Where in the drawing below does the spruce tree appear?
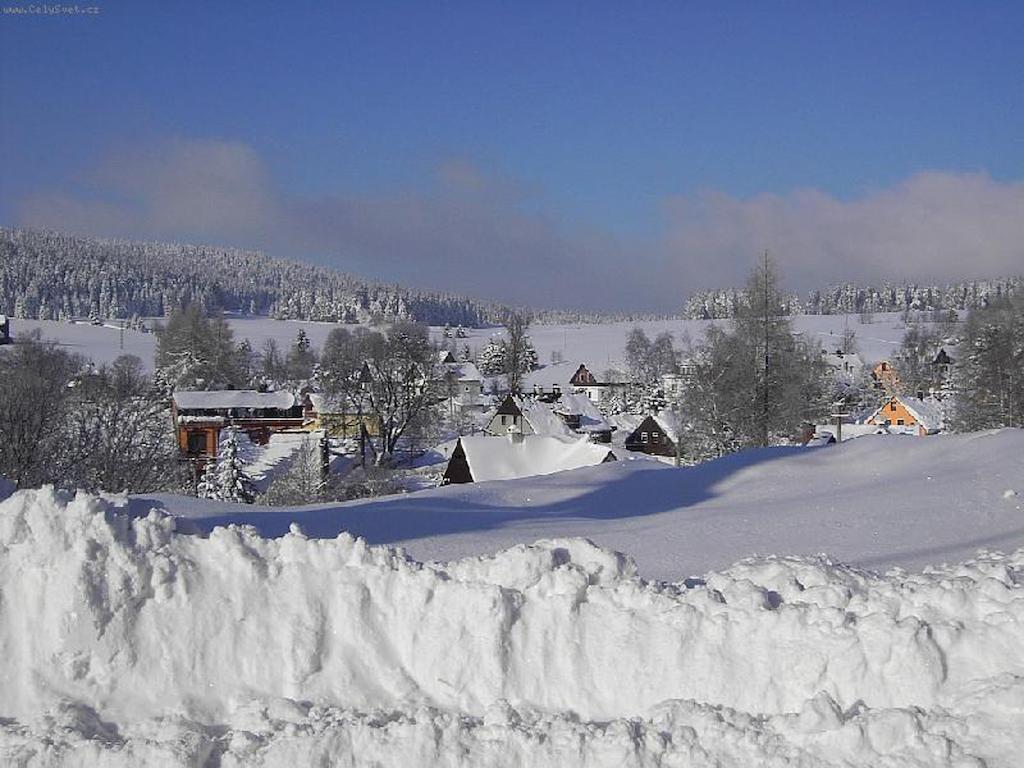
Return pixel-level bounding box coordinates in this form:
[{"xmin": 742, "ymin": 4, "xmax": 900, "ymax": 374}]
[{"xmin": 198, "ymin": 427, "xmax": 256, "ymax": 503}]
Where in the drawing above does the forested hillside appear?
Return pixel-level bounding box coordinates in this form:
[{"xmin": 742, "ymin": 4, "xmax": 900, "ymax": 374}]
[
  {"xmin": 684, "ymin": 277, "xmax": 1023, "ymax": 319},
  {"xmin": 0, "ymin": 228, "xmax": 502, "ymax": 326}
]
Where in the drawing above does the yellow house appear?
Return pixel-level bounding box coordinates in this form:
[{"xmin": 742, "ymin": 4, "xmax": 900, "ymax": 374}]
[{"xmin": 303, "ymin": 393, "xmax": 380, "ymax": 438}]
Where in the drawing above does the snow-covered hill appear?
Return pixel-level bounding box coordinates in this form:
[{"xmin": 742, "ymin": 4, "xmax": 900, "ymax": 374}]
[
  {"xmin": 147, "ymin": 429, "xmax": 1024, "ymax": 581},
  {"xmin": 2, "ymin": 430, "xmax": 1023, "ymax": 765}
]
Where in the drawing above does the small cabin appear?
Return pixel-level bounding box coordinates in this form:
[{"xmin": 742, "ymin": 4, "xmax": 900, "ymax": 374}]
[{"xmin": 624, "ymin": 414, "xmax": 678, "ymax": 457}]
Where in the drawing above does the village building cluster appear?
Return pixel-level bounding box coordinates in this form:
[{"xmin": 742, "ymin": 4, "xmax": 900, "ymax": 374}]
[{"xmin": 168, "ymin": 332, "xmax": 960, "ymax": 492}]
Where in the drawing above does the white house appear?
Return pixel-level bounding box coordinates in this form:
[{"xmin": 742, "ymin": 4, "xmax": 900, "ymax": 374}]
[{"xmin": 483, "ymin": 395, "xmax": 576, "ymax": 439}]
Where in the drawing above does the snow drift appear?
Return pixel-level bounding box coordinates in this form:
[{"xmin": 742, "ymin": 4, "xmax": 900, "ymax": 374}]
[{"xmin": 2, "ymin": 487, "xmax": 1023, "ymax": 766}]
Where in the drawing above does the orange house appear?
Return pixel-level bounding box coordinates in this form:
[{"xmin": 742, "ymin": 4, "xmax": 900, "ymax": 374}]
[
  {"xmin": 866, "ymin": 395, "xmax": 942, "ymax": 436},
  {"xmin": 871, "ymin": 361, "xmax": 900, "ymax": 392}
]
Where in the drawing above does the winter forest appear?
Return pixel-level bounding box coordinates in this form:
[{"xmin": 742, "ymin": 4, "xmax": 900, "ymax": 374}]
[{"xmin": 4, "ymin": 226, "xmax": 1020, "ymax": 329}]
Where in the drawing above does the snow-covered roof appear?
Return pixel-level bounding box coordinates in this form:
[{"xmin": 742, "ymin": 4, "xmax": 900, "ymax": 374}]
[
  {"xmin": 307, "ymin": 392, "xmax": 356, "ymax": 414},
  {"xmin": 173, "ymin": 390, "xmax": 296, "ymax": 411},
  {"xmin": 521, "ymin": 362, "xmax": 583, "ymax": 392},
  {"xmin": 822, "ymin": 351, "xmax": 865, "ymax": 371},
  {"xmin": 899, "ymin": 396, "xmax": 944, "ymax": 431},
  {"xmin": 456, "ymin": 435, "xmax": 615, "ymax": 482},
  {"xmin": 520, "ymin": 398, "xmax": 576, "ymax": 438},
  {"xmin": 553, "ymin": 393, "xmax": 612, "ymax": 433},
  {"xmin": 448, "ymin": 361, "xmax": 482, "ymax": 382}
]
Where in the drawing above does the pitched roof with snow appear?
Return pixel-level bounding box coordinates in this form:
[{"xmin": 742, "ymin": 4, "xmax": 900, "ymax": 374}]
[
  {"xmin": 520, "ymin": 398, "xmax": 577, "ymax": 437},
  {"xmin": 449, "ymin": 361, "xmax": 482, "ymax": 382},
  {"xmin": 521, "ymin": 361, "xmax": 581, "ymax": 392},
  {"xmin": 553, "ymin": 393, "xmax": 612, "ymax": 434},
  {"xmin": 455, "ymin": 435, "xmax": 615, "ymax": 482},
  {"xmin": 173, "ymin": 390, "xmax": 296, "ymax": 411}
]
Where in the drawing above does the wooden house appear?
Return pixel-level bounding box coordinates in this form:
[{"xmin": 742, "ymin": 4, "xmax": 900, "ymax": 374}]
[
  {"xmin": 442, "ymin": 434, "xmax": 616, "ymax": 484},
  {"xmin": 0, "ymin": 314, "xmax": 10, "ymax": 345},
  {"xmin": 172, "ymin": 390, "xmax": 305, "ymax": 470},
  {"xmin": 865, "ymin": 395, "xmax": 943, "ymax": 436},
  {"xmin": 624, "ymin": 414, "xmax": 679, "ymax": 457}
]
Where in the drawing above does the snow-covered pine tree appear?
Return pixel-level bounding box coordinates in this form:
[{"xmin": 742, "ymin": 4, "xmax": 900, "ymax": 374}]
[
  {"xmin": 198, "ymin": 427, "xmax": 256, "ymax": 503},
  {"xmin": 477, "ymin": 338, "xmax": 506, "ymax": 375}
]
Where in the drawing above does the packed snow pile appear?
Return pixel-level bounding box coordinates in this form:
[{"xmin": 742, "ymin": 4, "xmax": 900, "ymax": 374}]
[{"xmin": 2, "ymin": 487, "xmax": 1024, "ymax": 766}]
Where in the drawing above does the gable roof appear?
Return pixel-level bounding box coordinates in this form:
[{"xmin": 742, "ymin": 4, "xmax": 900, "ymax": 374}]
[
  {"xmin": 453, "ymin": 435, "xmax": 616, "ymax": 483},
  {"xmin": 495, "ymin": 394, "xmax": 523, "ymax": 417},
  {"xmin": 627, "ymin": 413, "xmax": 680, "ymax": 445},
  {"xmin": 173, "ymin": 390, "xmax": 296, "ymax": 411}
]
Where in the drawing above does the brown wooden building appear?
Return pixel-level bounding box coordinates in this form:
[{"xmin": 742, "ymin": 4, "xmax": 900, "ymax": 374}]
[
  {"xmin": 172, "ymin": 390, "xmax": 306, "ymax": 471},
  {"xmin": 624, "ymin": 414, "xmax": 678, "ymax": 457}
]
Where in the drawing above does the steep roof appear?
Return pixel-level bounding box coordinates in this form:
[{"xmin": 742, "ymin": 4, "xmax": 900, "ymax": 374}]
[
  {"xmin": 173, "ymin": 390, "xmax": 296, "ymax": 411},
  {"xmin": 627, "ymin": 413, "xmax": 681, "ymax": 445},
  {"xmin": 455, "ymin": 435, "xmax": 615, "ymax": 483}
]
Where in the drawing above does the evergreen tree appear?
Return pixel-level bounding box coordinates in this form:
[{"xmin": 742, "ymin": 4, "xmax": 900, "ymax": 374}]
[
  {"xmin": 951, "ymin": 296, "xmax": 1024, "ymax": 430},
  {"xmin": 198, "ymin": 427, "xmax": 256, "ymax": 503},
  {"xmin": 477, "ymin": 338, "xmax": 506, "ymax": 375}
]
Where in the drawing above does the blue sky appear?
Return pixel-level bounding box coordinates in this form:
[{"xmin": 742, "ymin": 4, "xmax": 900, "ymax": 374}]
[{"xmin": 1, "ymin": 1, "xmax": 1022, "ymax": 310}]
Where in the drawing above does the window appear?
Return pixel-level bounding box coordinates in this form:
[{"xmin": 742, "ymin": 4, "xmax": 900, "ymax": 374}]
[
  {"xmin": 641, "ymin": 432, "xmax": 649, "ymax": 443},
  {"xmin": 652, "ymin": 432, "xmax": 660, "ymax": 441},
  {"xmin": 186, "ymin": 431, "xmax": 207, "ymax": 455},
  {"xmin": 890, "ymin": 403, "xmax": 898, "ymax": 412},
  {"xmin": 896, "ymin": 419, "xmax": 905, "ymax": 426},
  {"xmin": 501, "ymin": 415, "xmax": 508, "ymax": 425}
]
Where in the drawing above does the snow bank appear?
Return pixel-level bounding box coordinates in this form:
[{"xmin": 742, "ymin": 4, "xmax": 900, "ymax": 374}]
[{"xmin": 2, "ymin": 487, "xmax": 1023, "ymax": 766}]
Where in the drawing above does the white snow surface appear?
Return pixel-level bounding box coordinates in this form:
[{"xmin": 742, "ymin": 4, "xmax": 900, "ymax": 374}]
[
  {"xmin": 154, "ymin": 429, "xmax": 1024, "ymax": 582},
  {"xmin": 2, "ymin": 480, "xmax": 1024, "ymax": 766},
  {"xmin": 14, "ymin": 312, "xmax": 918, "ymax": 371}
]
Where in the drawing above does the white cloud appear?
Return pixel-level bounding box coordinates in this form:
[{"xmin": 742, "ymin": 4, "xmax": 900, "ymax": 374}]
[{"xmin": 15, "ymin": 138, "xmax": 1024, "ymax": 311}]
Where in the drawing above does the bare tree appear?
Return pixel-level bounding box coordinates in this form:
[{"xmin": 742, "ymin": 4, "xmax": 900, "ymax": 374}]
[{"xmin": 503, "ymin": 312, "xmax": 537, "ymax": 393}]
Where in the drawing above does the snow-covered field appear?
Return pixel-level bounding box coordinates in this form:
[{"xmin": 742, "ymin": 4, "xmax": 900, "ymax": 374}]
[
  {"xmin": 2, "ymin": 430, "xmax": 1023, "ymax": 766},
  {"xmin": 10, "ymin": 312, "xmax": 916, "ymax": 370},
  {"xmin": 148, "ymin": 429, "xmax": 1024, "ymax": 580}
]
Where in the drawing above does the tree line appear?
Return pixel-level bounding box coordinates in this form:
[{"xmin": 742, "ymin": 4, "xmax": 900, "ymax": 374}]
[{"xmin": 0, "ymin": 227, "xmax": 500, "ymax": 327}]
